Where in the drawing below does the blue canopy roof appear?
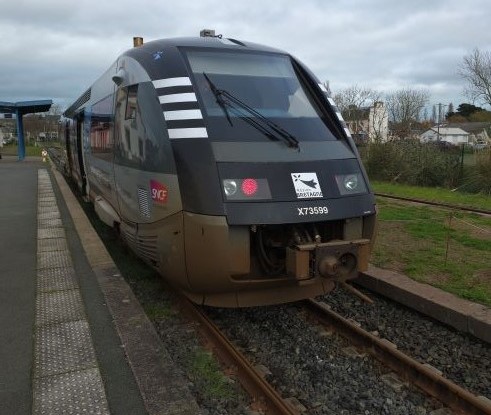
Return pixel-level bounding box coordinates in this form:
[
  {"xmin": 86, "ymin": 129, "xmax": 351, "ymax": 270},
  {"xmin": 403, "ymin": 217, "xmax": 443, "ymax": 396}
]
[{"xmin": 0, "ymin": 100, "xmax": 52, "ymax": 115}]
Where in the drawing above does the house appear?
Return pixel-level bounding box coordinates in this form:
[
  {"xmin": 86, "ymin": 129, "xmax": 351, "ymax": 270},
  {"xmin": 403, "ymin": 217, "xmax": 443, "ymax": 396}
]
[
  {"xmin": 344, "ymin": 101, "xmax": 389, "ymax": 142},
  {"xmin": 420, "ymin": 126, "xmax": 469, "ymax": 145},
  {"xmin": 445, "ymin": 122, "xmax": 491, "ymax": 146}
]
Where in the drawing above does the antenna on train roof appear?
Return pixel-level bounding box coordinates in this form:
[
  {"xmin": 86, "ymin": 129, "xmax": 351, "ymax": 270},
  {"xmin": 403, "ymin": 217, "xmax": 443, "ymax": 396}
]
[
  {"xmin": 200, "ymin": 29, "xmax": 222, "ymax": 38},
  {"xmin": 133, "ymin": 37, "xmax": 144, "ymax": 47}
]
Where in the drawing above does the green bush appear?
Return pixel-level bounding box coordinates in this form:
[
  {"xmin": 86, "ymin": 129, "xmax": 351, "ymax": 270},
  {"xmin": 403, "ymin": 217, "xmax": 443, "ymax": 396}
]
[
  {"xmin": 364, "ymin": 141, "xmax": 461, "ymax": 188},
  {"xmin": 462, "ymin": 148, "xmax": 491, "ymax": 195}
]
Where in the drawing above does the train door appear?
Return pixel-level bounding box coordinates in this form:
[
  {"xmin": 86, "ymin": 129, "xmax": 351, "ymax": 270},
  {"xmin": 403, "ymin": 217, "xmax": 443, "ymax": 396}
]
[
  {"xmin": 113, "ymin": 84, "xmax": 140, "ymax": 222},
  {"xmin": 75, "ymin": 113, "xmax": 88, "ymax": 196},
  {"xmin": 64, "ymin": 121, "xmax": 73, "ymax": 175}
]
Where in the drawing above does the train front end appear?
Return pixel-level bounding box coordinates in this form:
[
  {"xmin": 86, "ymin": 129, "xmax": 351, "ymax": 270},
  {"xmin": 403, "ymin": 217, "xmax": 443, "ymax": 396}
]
[{"xmin": 155, "ymin": 38, "xmax": 376, "ymax": 306}]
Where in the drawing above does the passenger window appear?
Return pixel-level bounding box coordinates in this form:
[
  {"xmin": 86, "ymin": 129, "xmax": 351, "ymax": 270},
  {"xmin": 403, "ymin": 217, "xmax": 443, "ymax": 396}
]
[{"xmin": 90, "ymin": 94, "xmax": 114, "ymax": 158}]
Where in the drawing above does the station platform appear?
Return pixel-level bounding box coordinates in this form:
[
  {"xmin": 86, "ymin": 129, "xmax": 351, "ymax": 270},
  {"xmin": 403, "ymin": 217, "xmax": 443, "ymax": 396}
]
[{"xmin": 0, "ymin": 156, "xmax": 201, "ymax": 415}]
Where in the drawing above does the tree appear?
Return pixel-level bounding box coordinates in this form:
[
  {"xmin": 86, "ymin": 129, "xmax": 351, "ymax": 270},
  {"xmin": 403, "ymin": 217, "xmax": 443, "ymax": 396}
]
[
  {"xmin": 456, "ymin": 102, "xmax": 484, "ymax": 117},
  {"xmin": 332, "ymin": 85, "xmax": 387, "ymax": 141},
  {"xmin": 332, "ymin": 85, "xmax": 381, "ymax": 113},
  {"xmin": 431, "ymin": 105, "xmax": 437, "ymax": 123},
  {"xmin": 446, "ymin": 102, "xmax": 454, "ymax": 119},
  {"xmin": 386, "ymin": 88, "xmax": 430, "ymax": 137},
  {"xmin": 469, "ymin": 111, "xmax": 491, "ymax": 122},
  {"xmin": 459, "ymin": 48, "xmax": 491, "ymax": 107}
]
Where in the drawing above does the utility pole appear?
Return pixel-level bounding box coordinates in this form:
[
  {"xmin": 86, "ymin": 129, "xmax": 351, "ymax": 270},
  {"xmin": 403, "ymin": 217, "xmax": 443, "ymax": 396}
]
[{"xmin": 436, "ymin": 103, "xmax": 446, "ymax": 142}]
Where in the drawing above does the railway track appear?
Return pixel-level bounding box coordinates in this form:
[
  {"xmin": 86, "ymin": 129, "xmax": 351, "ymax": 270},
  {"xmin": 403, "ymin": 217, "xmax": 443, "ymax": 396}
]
[
  {"xmin": 181, "ymin": 292, "xmax": 491, "ymax": 414},
  {"xmin": 375, "ymin": 192, "xmax": 491, "ymax": 215},
  {"xmin": 302, "ymin": 298, "xmax": 491, "ymax": 415},
  {"xmin": 177, "ymin": 294, "xmax": 300, "ymax": 415}
]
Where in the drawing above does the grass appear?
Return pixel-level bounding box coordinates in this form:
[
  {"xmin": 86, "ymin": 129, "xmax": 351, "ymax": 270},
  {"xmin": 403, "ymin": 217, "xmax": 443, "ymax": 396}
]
[
  {"xmin": 371, "ymin": 180, "xmax": 491, "ymax": 211},
  {"xmin": 189, "ymin": 350, "xmax": 235, "ymax": 400},
  {"xmin": 1, "ymin": 144, "xmax": 44, "ymax": 156},
  {"xmin": 373, "ymin": 198, "xmax": 491, "ymax": 306}
]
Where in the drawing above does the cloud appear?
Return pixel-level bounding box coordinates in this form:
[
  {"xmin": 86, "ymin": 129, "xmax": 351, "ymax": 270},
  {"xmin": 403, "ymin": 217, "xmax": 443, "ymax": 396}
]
[{"xmin": 1, "ymin": 0, "xmax": 490, "ymax": 109}]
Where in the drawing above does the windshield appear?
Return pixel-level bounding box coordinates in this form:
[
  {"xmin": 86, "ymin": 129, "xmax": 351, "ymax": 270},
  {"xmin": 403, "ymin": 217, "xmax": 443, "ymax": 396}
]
[{"xmin": 185, "ymin": 50, "xmax": 337, "ymax": 142}]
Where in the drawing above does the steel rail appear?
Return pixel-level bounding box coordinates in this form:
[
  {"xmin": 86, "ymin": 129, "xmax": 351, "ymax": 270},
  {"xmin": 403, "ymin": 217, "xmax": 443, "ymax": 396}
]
[
  {"xmin": 375, "ymin": 192, "xmax": 491, "ymax": 215},
  {"xmin": 303, "ymin": 298, "xmax": 491, "ymax": 415},
  {"xmin": 178, "ymin": 296, "xmax": 299, "ymax": 415}
]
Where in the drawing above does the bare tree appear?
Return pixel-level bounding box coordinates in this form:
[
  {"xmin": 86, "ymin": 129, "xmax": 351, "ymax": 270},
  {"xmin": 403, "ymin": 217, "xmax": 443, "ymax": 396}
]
[
  {"xmin": 47, "ymin": 104, "xmax": 63, "ymax": 116},
  {"xmin": 332, "ymin": 85, "xmax": 386, "ymax": 141},
  {"xmin": 386, "ymin": 88, "xmax": 429, "ymax": 123},
  {"xmin": 459, "ymin": 48, "xmax": 491, "ymax": 107},
  {"xmin": 332, "ymin": 85, "xmax": 381, "ymax": 113},
  {"xmin": 386, "ymin": 88, "xmax": 430, "ymax": 137}
]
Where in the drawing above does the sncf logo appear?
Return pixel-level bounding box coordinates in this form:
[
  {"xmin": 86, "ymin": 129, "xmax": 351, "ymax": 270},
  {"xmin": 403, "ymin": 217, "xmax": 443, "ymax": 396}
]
[{"xmin": 150, "ymin": 180, "xmax": 168, "ymax": 204}]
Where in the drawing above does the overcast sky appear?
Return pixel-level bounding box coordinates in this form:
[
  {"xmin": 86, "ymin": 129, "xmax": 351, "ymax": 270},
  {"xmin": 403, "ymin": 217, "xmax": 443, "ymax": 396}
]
[{"xmin": 1, "ymin": 0, "xmax": 490, "ymax": 112}]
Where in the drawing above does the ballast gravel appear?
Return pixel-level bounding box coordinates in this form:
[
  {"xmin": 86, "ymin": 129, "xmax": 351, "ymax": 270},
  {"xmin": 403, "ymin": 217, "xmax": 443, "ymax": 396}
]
[
  {"xmin": 324, "ymin": 284, "xmax": 491, "ymax": 399},
  {"xmin": 208, "ymin": 303, "xmax": 441, "ymax": 414}
]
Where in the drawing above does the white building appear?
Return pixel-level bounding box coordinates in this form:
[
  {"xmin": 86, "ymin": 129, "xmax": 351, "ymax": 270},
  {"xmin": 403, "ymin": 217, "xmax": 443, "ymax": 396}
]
[
  {"xmin": 420, "ymin": 127, "xmax": 469, "ymax": 145},
  {"xmin": 345, "ymin": 101, "xmax": 389, "ymax": 142}
]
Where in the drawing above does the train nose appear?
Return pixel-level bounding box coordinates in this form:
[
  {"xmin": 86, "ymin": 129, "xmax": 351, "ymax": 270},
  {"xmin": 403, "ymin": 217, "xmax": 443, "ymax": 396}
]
[{"xmin": 318, "ymin": 252, "xmax": 357, "ymax": 279}]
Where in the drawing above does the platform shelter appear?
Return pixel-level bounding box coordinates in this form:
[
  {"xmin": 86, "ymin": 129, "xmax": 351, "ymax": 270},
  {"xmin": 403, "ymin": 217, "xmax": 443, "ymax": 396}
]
[{"xmin": 0, "ymin": 100, "xmax": 52, "ymax": 160}]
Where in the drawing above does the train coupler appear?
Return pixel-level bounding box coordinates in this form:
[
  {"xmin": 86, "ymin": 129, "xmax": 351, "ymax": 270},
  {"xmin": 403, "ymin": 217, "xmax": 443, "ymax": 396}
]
[{"xmin": 286, "ymin": 239, "xmax": 370, "ymax": 281}]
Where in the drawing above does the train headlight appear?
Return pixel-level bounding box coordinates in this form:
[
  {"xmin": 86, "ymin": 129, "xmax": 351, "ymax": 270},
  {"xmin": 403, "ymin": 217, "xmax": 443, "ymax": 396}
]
[
  {"xmin": 223, "ymin": 179, "xmax": 238, "ymax": 196},
  {"xmin": 343, "ymin": 174, "xmax": 358, "ymax": 191},
  {"xmin": 335, "ymin": 173, "xmax": 367, "ymax": 195},
  {"xmin": 222, "ymin": 178, "xmax": 272, "ymax": 200}
]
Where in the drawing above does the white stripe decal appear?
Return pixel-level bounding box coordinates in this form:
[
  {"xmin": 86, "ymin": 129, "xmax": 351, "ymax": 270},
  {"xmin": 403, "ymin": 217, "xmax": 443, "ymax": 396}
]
[
  {"xmin": 152, "ymin": 77, "xmax": 192, "ymax": 89},
  {"xmin": 164, "ymin": 109, "xmax": 203, "ymax": 120},
  {"xmin": 328, "ymin": 97, "xmax": 336, "ymax": 106},
  {"xmin": 318, "ymin": 83, "xmax": 328, "ymax": 92},
  {"xmin": 168, "ymin": 128, "xmax": 208, "ymax": 139},
  {"xmin": 336, "ymin": 112, "xmax": 344, "ymax": 121},
  {"xmin": 159, "ymin": 93, "xmax": 197, "ymax": 104},
  {"xmin": 344, "ymin": 127, "xmax": 352, "ymax": 137}
]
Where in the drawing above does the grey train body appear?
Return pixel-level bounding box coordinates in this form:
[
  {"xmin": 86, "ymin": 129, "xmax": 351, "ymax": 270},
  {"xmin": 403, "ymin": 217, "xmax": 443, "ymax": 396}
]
[{"xmin": 62, "ymin": 35, "xmax": 377, "ymax": 307}]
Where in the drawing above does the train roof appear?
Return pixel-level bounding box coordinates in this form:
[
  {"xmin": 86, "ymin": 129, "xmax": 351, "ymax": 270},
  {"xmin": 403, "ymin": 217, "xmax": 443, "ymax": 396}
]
[
  {"xmin": 123, "ymin": 36, "xmax": 288, "ymax": 58},
  {"xmin": 64, "ymin": 35, "xmax": 291, "ymax": 117}
]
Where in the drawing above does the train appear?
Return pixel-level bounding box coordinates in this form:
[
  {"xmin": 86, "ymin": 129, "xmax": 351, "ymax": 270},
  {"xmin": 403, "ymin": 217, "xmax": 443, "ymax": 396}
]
[{"xmin": 61, "ymin": 31, "xmax": 377, "ymax": 307}]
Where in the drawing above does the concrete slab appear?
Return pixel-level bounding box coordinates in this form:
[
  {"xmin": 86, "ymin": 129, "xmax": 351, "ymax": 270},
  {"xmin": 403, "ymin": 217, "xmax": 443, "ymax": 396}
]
[{"xmin": 357, "ymin": 265, "xmax": 491, "ymax": 344}]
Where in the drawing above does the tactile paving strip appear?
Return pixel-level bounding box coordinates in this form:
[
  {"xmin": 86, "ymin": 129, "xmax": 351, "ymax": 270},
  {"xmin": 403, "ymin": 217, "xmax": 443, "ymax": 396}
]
[
  {"xmin": 38, "ymin": 196, "xmax": 57, "ymax": 202},
  {"xmin": 37, "ymin": 251, "xmax": 73, "ymax": 270},
  {"xmin": 38, "ymin": 228, "xmax": 66, "ymax": 240},
  {"xmin": 34, "ymin": 320, "xmax": 97, "ymax": 378},
  {"xmin": 38, "ymin": 189, "xmax": 54, "ymax": 195},
  {"xmin": 38, "ymin": 211, "xmax": 61, "ymax": 220},
  {"xmin": 37, "ymin": 238, "xmax": 68, "ymax": 253},
  {"xmin": 37, "ymin": 267, "xmax": 78, "ymax": 292},
  {"xmin": 34, "ymin": 169, "xmax": 110, "ymax": 415},
  {"xmin": 38, "ymin": 201, "xmax": 58, "ymax": 209},
  {"xmin": 33, "ymin": 368, "xmax": 110, "ymax": 415},
  {"xmin": 36, "ymin": 290, "xmax": 85, "ymax": 326},
  {"xmin": 38, "ymin": 218, "xmax": 63, "ymax": 229}
]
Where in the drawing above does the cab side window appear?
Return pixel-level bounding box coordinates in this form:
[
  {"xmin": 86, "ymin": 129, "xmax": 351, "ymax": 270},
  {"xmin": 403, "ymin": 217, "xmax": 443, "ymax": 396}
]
[{"xmin": 114, "ymin": 85, "xmax": 141, "ymax": 166}]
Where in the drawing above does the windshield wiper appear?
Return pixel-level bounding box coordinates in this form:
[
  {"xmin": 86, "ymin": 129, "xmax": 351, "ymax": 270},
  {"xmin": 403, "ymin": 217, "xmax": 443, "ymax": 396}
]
[
  {"xmin": 203, "ymin": 73, "xmax": 233, "ymax": 127},
  {"xmin": 202, "ymin": 72, "xmax": 300, "ymax": 149}
]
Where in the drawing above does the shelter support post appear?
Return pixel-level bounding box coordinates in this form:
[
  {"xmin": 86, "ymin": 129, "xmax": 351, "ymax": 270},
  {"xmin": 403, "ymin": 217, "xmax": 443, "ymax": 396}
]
[{"xmin": 15, "ymin": 110, "xmax": 25, "ymax": 160}]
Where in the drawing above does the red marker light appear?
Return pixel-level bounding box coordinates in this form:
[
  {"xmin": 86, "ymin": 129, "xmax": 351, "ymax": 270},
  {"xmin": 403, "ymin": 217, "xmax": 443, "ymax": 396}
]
[{"xmin": 241, "ymin": 178, "xmax": 258, "ymax": 196}]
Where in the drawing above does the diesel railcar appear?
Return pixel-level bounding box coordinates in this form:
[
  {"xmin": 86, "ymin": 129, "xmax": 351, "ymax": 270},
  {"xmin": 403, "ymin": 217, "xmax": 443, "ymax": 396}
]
[{"xmin": 62, "ymin": 31, "xmax": 377, "ymax": 307}]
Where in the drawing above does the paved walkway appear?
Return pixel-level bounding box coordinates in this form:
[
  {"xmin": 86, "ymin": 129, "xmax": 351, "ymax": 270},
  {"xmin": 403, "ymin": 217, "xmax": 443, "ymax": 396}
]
[{"xmin": 0, "ymin": 158, "xmax": 201, "ymax": 415}]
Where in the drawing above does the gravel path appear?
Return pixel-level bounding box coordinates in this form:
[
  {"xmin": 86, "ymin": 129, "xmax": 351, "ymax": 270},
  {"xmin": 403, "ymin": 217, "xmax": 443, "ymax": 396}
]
[{"xmin": 323, "ymin": 284, "xmax": 491, "ymax": 399}]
